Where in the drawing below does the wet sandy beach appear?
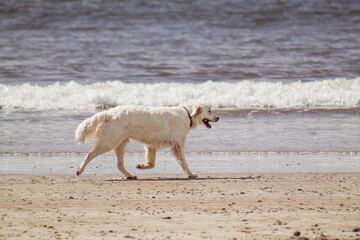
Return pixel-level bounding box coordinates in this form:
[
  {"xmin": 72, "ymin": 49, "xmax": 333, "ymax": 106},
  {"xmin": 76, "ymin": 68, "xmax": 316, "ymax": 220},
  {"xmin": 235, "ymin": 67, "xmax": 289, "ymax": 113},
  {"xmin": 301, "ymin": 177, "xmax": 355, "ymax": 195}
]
[{"xmin": 1, "ymin": 173, "xmax": 359, "ymax": 239}]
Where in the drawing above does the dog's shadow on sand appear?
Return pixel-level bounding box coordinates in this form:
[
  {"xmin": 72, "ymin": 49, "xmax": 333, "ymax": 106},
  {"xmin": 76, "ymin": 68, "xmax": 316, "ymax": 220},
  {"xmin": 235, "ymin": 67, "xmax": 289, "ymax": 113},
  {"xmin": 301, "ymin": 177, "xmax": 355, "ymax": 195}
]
[{"xmin": 105, "ymin": 176, "xmax": 261, "ymax": 182}]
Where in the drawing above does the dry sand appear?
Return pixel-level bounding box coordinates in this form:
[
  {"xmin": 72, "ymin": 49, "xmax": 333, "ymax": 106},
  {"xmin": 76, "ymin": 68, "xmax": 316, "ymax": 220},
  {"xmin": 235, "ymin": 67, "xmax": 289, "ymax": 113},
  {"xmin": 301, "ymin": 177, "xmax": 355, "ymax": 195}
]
[{"xmin": 1, "ymin": 173, "xmax": 359, "ymax": 240}]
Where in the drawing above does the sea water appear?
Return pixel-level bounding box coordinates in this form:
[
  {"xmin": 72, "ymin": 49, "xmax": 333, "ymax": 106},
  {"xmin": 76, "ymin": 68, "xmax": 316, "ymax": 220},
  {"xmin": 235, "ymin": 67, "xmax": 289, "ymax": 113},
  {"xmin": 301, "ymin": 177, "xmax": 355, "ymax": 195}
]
[{"xmin": 0, "ymin": 0, "xmax": 359, "ymax": 174}]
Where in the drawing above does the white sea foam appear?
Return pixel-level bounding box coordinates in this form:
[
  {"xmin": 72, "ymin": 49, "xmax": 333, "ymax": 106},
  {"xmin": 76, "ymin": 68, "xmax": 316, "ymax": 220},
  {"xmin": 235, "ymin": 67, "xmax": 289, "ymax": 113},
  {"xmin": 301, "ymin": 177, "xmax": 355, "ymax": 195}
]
[{"xmin": 0, "ymin": 78, "xmax": 359, "ymax": 111}]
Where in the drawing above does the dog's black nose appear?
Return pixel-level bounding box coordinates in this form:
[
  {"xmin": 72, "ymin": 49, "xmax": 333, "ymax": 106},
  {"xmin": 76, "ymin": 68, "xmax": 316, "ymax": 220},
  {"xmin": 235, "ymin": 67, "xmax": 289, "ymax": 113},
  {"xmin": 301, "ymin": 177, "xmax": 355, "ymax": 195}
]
[{"xmin": 216, "ymin": 117, "xmax": 220, "ymax": 121}]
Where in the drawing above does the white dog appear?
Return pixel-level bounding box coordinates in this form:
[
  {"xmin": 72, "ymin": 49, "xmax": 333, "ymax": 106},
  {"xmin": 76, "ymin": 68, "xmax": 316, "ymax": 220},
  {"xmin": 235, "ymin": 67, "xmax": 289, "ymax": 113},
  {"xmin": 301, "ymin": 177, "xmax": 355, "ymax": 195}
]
[{"xmin": 75, "ymin": 104, "xmax": 219, "ymax": 179}]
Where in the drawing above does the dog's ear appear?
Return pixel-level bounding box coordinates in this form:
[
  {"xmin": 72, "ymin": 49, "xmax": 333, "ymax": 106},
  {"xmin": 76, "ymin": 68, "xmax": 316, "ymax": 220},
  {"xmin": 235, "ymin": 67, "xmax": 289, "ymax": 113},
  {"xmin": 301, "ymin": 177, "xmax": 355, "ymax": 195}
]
[{"xmin": 191, "ymin": 105, "xmax": 203, "ymax": 117}]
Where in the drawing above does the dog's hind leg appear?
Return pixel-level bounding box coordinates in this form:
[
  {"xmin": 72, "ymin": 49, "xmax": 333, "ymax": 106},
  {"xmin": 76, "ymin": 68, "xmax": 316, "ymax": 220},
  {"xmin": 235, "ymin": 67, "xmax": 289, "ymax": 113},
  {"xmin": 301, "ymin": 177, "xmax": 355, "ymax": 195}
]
[
  {"xmin": 114, "ymin": 139, "xmax": 137, "ymax": 179},
  {"xmin": 76, "ymin": 140, "xmax": 114, "ymax": 176},
  {"xmin": 171, "ymin": 144, "xmax": 198, "ymax": 178},
  {"xmin": 136, "ymin": 146, "xmax": 157, "ymax": 169}
]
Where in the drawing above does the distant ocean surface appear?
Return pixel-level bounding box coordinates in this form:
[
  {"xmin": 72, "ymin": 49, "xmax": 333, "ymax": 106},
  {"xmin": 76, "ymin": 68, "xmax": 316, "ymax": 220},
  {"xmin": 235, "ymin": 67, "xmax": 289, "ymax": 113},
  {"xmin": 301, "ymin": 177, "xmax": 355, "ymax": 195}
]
[{"xmin": 1, "ymin": 0, "xmax": 359, "ymax": 159}]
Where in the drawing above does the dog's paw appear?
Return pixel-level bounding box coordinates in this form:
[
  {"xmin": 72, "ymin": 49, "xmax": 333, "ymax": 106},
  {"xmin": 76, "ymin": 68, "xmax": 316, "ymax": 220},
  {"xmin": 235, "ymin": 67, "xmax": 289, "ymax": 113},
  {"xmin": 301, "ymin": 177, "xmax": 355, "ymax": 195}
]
[
  {"xmin": 188, "ymin": 174, "xmax": 198, "ymax": 179},
  {"xmin": 126, "ymin": 175, "xmax": 138, "ymax": 180},
  {"xmin": 136, "ymin": 163, "xmax": 154, "ymax": 169},
  {"xmin": 136, "ymin": 163, "xmax": 145, "ymax": 169},
  {"xmin": 76, "ymin": 169, "xmax": 81, "ymax": 176}
]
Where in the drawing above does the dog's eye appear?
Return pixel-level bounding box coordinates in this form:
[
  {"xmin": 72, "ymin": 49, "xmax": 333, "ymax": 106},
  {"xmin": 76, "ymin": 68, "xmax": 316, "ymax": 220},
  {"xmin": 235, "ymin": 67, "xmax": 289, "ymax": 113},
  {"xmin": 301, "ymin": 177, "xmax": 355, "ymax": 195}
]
[{"xmin": 208, "ymin": 110, "xmax": 211, "ymax": 113}]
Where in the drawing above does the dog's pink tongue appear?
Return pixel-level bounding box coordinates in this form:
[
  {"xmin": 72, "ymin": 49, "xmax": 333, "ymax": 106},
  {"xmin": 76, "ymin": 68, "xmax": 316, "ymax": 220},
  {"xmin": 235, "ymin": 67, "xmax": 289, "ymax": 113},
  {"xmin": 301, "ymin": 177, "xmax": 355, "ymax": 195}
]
[{"xmin": 206, "ymin": 120, "xmax": 212, "ymax": 128}]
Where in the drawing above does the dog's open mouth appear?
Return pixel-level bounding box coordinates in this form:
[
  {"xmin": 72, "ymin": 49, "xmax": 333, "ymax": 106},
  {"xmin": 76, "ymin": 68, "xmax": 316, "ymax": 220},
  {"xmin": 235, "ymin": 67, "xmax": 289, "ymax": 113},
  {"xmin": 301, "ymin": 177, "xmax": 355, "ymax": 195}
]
[{"xmin": 203, "ymin": 119, "xmax": 212, "ymax": 129}]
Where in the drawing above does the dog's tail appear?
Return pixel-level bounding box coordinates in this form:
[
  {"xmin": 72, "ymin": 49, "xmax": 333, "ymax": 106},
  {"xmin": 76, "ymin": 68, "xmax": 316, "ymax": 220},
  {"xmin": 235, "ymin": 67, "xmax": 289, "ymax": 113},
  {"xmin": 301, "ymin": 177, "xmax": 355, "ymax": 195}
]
[{"xmin": 75, "ymin": 111, "xmax": 111, "ymax": 145}]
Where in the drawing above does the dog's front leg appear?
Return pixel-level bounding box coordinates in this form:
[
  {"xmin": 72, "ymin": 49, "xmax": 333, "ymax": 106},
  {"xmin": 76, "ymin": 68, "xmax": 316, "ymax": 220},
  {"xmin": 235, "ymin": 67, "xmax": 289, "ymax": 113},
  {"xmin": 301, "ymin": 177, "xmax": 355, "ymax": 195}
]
[
  {"xmin": 171, "ymin": 144, "xmax": 198, "ymax": 178},
  {"xmin": 136, "ymin": 146, "xmax": 156, "ymax": 169}
]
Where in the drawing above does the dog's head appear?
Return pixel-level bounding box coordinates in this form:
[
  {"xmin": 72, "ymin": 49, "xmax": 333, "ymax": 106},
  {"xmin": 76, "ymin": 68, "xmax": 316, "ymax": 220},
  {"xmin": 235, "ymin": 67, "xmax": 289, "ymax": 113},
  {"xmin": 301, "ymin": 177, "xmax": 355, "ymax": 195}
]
[{"xmin": 191, "ymin": 105, "xmax": 219, "ymax": 129}]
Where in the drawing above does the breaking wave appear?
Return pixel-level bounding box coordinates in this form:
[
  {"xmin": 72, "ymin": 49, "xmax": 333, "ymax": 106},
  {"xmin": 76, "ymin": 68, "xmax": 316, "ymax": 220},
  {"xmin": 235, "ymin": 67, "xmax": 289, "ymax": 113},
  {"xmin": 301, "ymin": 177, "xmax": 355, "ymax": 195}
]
[{"xmin": 0, "ymin": 78, "xmax": 359, "ymax": 111}]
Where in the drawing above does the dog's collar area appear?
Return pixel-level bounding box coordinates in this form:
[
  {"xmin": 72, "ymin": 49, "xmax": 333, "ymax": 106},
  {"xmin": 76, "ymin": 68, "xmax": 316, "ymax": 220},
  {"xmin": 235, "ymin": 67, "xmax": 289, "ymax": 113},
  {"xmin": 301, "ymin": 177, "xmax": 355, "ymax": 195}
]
[{"xmin": 183, "ymin": 106, "xmax": 193, "ymax": 128}]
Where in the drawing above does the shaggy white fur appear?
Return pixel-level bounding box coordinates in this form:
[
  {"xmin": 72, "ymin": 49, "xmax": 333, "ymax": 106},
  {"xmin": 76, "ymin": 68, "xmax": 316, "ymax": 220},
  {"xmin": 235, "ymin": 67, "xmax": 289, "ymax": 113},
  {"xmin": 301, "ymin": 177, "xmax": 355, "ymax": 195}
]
[{"xmin": 75, "ymin": 104, "xmax": 219, "ymax": 179}]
